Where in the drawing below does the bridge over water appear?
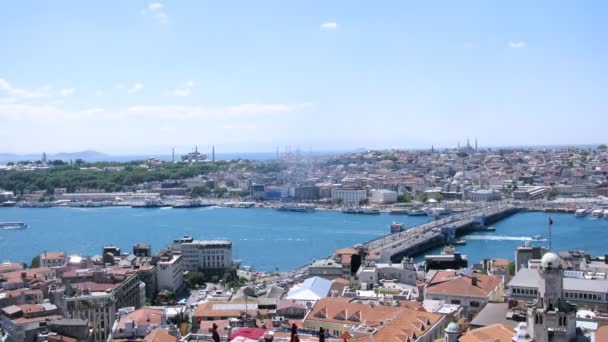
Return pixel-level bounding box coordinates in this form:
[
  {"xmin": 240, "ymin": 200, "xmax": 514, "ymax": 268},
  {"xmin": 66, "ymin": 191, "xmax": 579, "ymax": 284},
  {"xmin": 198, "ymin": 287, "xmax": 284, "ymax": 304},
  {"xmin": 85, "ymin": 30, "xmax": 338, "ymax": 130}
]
[{"xmin": 363, "ymin": 205, "xmax": 518, "ymax": 263}]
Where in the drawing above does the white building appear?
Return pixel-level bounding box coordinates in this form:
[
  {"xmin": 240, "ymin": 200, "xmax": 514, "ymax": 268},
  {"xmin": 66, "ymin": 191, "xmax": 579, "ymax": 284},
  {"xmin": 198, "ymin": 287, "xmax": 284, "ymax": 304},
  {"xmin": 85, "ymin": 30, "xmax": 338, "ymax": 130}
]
[
  {"xmin": 331, "ymin": 188, "xmax": 367, "ymax": 206},
  {"xmin": 178, "ymin": 239, "xmax": 233, "ymax": 272},
  {"xmin": 369, "ymin": 189, "xmax": 398, "ymax": 204},
  {"xmin": 356, "ymin": 259, "xmax": 417, "ymax": 290},
  {"xmin": 156, "ymin": 254, "xmax": 184, "ymax": 293}
]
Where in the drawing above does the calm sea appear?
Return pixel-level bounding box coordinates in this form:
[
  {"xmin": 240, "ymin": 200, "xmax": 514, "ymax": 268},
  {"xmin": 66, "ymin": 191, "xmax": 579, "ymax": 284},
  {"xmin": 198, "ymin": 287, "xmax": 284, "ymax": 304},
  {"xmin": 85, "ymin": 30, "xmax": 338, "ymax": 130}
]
[{"xmin": 0, "ymin": 208, "xmax": 606, "ymax": 271}]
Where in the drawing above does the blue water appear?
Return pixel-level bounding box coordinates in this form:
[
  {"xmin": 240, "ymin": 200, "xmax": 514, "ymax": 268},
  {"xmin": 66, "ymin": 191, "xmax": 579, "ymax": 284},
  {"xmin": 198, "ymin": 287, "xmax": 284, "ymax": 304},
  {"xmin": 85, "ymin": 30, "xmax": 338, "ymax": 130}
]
[
  {"xmin": 423, "ymin": 212, "xmax": 608, "ymax": 263},
  {"xmin": 0, "ymin": 207, "xmax": 429, "ymax": 271},
  {"xmin": 0, "ymin": 208, "xmax": 606, "ymax": 271}
]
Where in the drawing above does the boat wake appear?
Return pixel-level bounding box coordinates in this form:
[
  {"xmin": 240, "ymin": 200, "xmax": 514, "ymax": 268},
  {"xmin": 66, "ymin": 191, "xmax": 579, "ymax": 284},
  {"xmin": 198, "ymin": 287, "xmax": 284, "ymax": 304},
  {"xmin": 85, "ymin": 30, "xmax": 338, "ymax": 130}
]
[{"xmin": 465, "ymin": 235, "xmax": 548, "ymax": 242}]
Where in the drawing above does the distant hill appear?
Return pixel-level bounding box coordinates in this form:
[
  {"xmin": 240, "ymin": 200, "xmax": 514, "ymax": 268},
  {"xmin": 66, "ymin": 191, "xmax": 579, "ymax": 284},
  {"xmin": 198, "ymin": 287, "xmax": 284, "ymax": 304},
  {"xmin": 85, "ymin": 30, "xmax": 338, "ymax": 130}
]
[{"xmin": 0, "ymin": 150, "xmax": 112, "ymax": 163}]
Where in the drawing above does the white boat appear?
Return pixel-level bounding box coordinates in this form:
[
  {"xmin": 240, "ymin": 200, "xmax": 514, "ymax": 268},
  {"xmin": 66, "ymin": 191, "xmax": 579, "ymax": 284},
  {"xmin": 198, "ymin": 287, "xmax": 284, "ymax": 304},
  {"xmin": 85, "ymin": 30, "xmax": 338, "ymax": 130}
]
[
  {"xmin": 604, "ymin": 210, "xmax": 608, "ymax": 218},
  {"xmin": 0, "ymin": 222, "xmax": 28, "ymax": 230},
  {"xmin": 532, "ymin": 235, "xmax": 543, "ymax": 241},
  {"xmin": 574, "ymin": 209, "xmax": 588, "ymax": 217},
  {"xmin": 591, "ymin": 209, "xmax": 603, "ymax": 217}
]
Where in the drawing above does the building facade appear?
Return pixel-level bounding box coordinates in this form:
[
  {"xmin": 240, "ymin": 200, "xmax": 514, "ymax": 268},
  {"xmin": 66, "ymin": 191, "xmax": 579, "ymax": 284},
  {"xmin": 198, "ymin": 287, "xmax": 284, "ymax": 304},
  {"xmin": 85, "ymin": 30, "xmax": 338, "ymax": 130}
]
[{"xmin": 331, "ymin": 188, "xmax": 367, "ymax": 206}]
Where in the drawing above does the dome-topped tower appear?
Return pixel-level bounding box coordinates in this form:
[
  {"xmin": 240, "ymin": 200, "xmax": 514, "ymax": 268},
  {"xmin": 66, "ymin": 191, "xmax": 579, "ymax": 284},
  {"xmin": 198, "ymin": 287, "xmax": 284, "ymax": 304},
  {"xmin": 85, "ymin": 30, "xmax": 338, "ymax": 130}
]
[{"xmin": 526, "ymin": 252, "xmax": 577, "ymax": 342}]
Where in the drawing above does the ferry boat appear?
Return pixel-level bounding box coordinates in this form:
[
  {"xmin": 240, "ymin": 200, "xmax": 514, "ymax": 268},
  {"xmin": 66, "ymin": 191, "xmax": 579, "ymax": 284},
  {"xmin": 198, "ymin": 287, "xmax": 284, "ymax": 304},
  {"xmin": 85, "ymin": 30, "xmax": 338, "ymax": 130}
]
[
  {"xmin": 18, "ymin": 202, "xmax": 52, "ymax": 208},
  {"xmin": 532, "ymin": 235, "xmax": 543, "ymax": 241},
  {"xmin": 342, "ymin": 207, "xmax": 381, "ymax": 215},
  {"xmin": 172, "ymin": 199, "xmax": 215, "ymax": 209},
  {"xmin": 591, "ymin": 209, "xmax": 604, "ymax": 217},
  {"xmin": 131, "ymin": 199, "xmax": 170, "ymax": 208},
  {"xmin": 276, "ymin": 204, "xmax": 315, "ymax": 213},
  {"xmin": 0, "ymin": 222, "xmax": 28, "ymax": 230},
  {"xmin": 574, "ymin": 209, "xmax": 588, "ymax": 217},
  {"xmin": 390, "ymin": 222, "xmax": 405, "ymax": 234},
  {"xmin": 604, "ymin": 209, "xmax": 608, "ymax": 219},
  {"xmin": 407, "ymin": 209, "xmax": 426, "ymax": 216}
]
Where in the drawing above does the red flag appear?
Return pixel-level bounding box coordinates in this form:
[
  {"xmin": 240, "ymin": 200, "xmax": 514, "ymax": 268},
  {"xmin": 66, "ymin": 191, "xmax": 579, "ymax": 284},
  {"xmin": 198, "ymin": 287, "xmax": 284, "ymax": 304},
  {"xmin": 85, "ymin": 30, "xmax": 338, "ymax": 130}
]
[{"xmin": 549, "ymin": 217, "xmax": 553, "ymax": 225}]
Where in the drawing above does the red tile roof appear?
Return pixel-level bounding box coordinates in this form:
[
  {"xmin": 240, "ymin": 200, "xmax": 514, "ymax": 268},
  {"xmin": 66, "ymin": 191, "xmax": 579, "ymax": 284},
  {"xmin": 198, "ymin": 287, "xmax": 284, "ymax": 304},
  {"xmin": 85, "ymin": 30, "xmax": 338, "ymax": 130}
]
[{"xmin": 426, "ymin": 271, "xmax": 503, "ymax": 298}]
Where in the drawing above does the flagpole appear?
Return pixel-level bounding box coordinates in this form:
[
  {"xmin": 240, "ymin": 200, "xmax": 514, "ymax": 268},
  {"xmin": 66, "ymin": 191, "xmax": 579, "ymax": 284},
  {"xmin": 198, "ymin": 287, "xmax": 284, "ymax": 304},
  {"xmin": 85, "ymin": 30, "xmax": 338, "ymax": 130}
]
[{"xmin": 548, "ymin": 216, "xmax": 553, "ymax": 251}]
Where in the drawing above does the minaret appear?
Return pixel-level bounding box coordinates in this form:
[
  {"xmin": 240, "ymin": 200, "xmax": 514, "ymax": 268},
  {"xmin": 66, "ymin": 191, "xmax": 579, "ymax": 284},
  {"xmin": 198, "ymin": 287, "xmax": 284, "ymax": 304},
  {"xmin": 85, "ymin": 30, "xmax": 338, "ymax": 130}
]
[
  {"xmin": 172, "ymin": 148, "xmax": 175, "ymax": 162},
  {"xmin": 431, "ymin": 145, "xmax": 434, "ymax": 154},
  {"xmin": 42, "ymin": 152, "xmax": 47, "ymax": 162},
  {"xmin": 475, "ymin": 138, "xmax": 478, "ymax": 151},
  {"xmin": 212, "ymin": 145, "xmax": 215, "ymax": 163},
  {"xmin": 467, "ymin": 138, "xmax": 470, "ymax": 149}
]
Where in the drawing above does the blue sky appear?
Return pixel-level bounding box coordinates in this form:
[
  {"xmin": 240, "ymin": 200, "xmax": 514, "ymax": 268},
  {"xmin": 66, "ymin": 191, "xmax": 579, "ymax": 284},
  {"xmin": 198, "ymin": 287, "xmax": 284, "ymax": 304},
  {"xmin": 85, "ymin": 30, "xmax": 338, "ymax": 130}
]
[{"xmin": 0, "ymin": 1, "xmax": 606, "ymax": 154}]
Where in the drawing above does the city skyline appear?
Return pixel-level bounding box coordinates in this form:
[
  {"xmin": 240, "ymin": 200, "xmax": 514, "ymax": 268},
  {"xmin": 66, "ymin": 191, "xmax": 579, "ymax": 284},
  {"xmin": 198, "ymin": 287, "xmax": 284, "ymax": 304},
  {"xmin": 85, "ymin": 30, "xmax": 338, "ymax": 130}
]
[{"xmin": 1, "ymin": 1, "xmax": 607, "ymax": 153}]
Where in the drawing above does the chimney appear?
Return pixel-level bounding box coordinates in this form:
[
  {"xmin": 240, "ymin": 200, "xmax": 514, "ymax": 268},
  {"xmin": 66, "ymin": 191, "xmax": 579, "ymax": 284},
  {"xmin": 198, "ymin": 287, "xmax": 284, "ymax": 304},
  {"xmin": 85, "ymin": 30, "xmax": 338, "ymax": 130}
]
[{"xmin": 472, "ymin": 276, "xmax": 478, "ymax": 287}]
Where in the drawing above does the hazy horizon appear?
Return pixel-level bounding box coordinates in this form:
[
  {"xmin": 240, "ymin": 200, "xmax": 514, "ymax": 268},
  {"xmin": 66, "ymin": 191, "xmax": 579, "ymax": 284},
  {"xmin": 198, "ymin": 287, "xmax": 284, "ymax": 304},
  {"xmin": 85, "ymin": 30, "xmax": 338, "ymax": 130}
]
[{"xmin": 1, "ymin": 1, "xmax": 607, "ymax": 154}]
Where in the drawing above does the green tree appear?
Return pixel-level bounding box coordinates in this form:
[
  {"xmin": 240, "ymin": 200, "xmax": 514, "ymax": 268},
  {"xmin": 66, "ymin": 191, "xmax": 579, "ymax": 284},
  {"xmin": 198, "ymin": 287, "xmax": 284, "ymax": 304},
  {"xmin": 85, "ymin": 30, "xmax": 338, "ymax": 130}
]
[
  {"xmin": 30, "ymin": 255, "xmax": 40, "ymax": 268},
  {"xmin": 397, "ymin": 193, "xmax": 413, "ymax": 203},
  {"xmin": 185, "ymin": 270, "xmax": 206, "ymax": 289},
  {"xmin": 508, "ymin": 261, "xmax": 516, "ymax": 276},
  {"xmin": 597, "ymin": 144, "xmax": 607, "ymax": 150},
  {"xmin": 214, "ymin": 187, "xmax": 227, "ymax": 198},
  {"xmin": 190, "ymin": 186, "xmax": 211, "ymax": 198}
]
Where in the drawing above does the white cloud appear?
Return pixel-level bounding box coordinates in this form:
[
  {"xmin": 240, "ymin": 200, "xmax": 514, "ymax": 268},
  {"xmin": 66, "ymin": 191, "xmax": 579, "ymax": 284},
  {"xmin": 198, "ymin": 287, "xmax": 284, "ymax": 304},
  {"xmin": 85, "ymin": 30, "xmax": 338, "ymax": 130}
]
[
  {"xmin": 509, "ymin": 41, "xmax": 526, "ymax": 49},
  {"xmin": 127, "ymin": 83, "xmax": 144, "ymax": 94},
  {"xmin": 144, "ymin": 2, "xmax": 169, "ymax": 24},
  {"xmin": 59, "ymin": 88, "xmax": 75, "ymax": 96},
  {"xmin": 173, "ymin": 81, "xmax": 195, "ymax": 97},
  {"xmin": 94, "ymin": 90, "xmax": 104, "ymax": 96},
  {"xmin": 0, "ymin": 78, "xmax": 49, "ymax": 99},
  {"xmin": 320, "ymin": 22, "xmax": 338, "ymax": 30},
  {"xmin": 149, "ymin": 2, "xmax": 162, "ymax": 10}
]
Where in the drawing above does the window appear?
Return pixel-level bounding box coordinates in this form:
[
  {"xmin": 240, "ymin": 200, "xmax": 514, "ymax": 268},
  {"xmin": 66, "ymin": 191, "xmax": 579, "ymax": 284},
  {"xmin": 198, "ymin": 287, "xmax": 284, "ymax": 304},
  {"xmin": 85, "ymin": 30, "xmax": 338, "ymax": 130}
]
[
  {"xmin": 450, "ymin": 299, "xmax": 461, "ymax": 305},
  {"xmin": 470, "ymin": 301, "xmax": 480, "ymax": 307}
]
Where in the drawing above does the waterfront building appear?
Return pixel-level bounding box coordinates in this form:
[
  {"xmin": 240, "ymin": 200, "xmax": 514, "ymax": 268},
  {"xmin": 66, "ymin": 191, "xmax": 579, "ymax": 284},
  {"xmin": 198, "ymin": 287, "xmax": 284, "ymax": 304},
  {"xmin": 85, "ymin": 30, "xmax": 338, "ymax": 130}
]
[
  {"xmin": 250, "ymin": 183, "xmax": 266, "ymax": 200},
  {"xmin": 512, "ymin": 186, "xmax": 548, "ymax": 200},
  {"xmin": 302, "ymin": 297, "xmax": 446, "ymax": 340},
  {"xmin": 330, "ymin": 188, "xmax": 367, "ymax": 205},
  {"xmin": 356, "ymin": 258, "xmax": 417, "ymax": 290},
  {"xmin": 424, "ymin": 270, "xmax": 504, "ymax": 320},
  {"xmin": 308, "ymin": 258, "xmax": 343, "ymax": 280},
  {"xmin": 156, "ymin": 253, "xmax": 184, "ymax": 293},
  {"xmin": 466, "ymin": 189, "xmax": 502, "ymax": 202},
  {"xmin": 177, "ymin": 239, "xmax": 233, "ymax": 273},
  {"xmin": 133, "ymin": 243, "xmax": 152, "ymax": 257},
  {"xmin": 516, "ymin": 242, "xmax": 548, "ymax": 272},
  {"xmin": 40, "ymin": 251, "xmax": 66, "ymax": 268},
  {"xmin": 294, "ymin": 185, "xmax": 319, "ymax": 200},
  {"xmin": 369, "ymin": 189, "xmax": 398, "ymax": 204}
]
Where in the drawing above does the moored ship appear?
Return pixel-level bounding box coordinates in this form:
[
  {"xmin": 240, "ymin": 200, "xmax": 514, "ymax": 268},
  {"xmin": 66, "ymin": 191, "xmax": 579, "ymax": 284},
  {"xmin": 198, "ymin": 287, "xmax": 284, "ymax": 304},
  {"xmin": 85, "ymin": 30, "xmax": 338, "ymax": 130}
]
[
  {"xmin": 172, "ymin": 199, "xmax": 215, "ymax": 209},
  {"xmin": 574, "ymin": 208, "xmax": 588, "ymax": 217},
  {"xmin": 342, "ymin": 207, "xmax": 381, "ymax": 215},
  {"xmin": 276, "ymin": 204, "xmax": 315, "ymax": 212},
  {"xmin": 390, "ymin": 222, "xmax": 405, "ymax": 233},
  {"xmin": 131, "ymin": 199, "xmax": 170, "ymax": 208}
]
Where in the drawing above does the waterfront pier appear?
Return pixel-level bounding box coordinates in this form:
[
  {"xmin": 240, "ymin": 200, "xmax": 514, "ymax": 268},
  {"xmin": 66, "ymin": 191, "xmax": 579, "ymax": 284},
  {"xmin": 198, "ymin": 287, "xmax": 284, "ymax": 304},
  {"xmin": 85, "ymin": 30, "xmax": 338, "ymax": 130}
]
[{"xmin": 363, "ymin": 205, "xmax": 518, "ymax": 263}]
